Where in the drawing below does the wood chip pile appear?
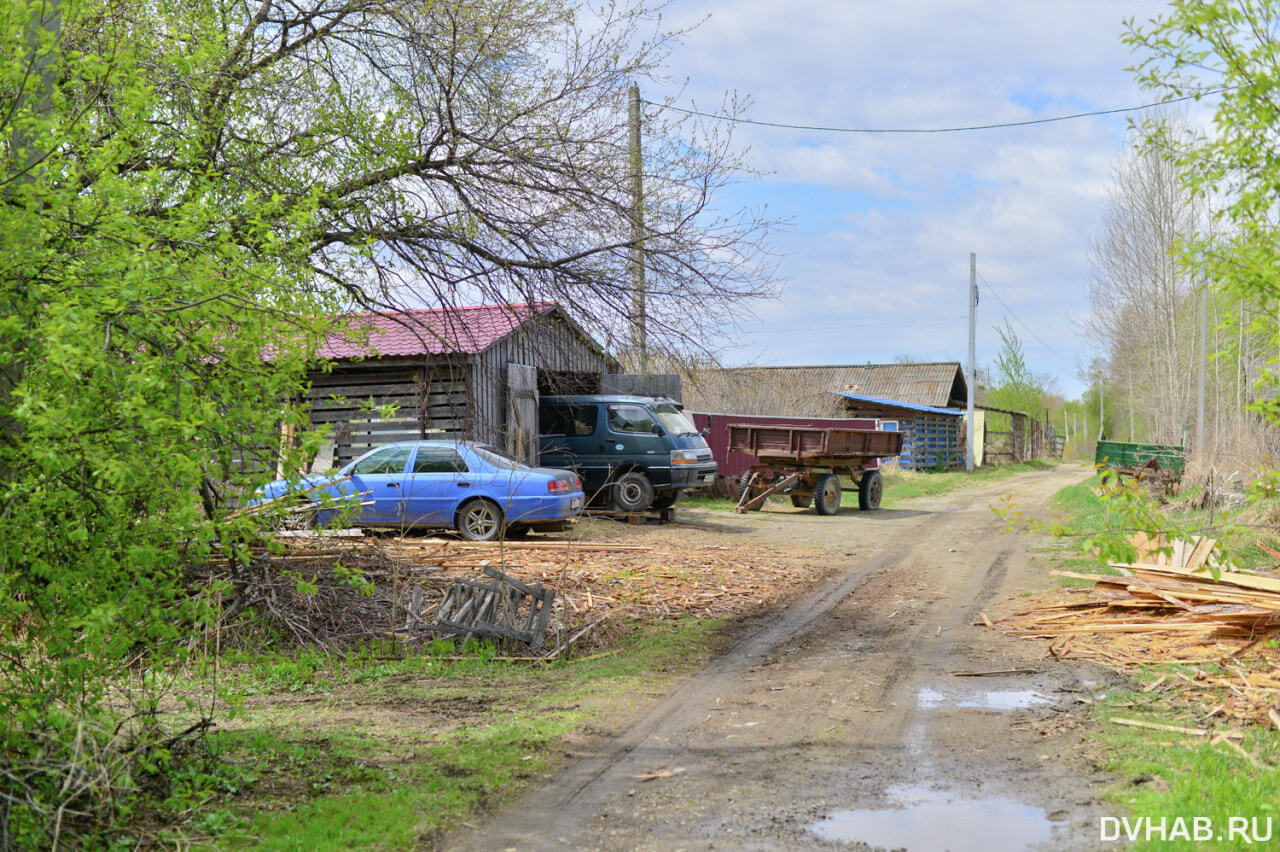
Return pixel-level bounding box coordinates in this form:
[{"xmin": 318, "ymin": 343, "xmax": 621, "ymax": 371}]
[
  {"xmin": 379, "ymin": 537, "xmax": 813, "ymax": 628},
  {"xmin": 1000, "ymin": 533, "xmax": 1280, "ymax": 726},
  {"xmin": 201, "ymin": 534, "xmax": 818, "ymax": 654}
]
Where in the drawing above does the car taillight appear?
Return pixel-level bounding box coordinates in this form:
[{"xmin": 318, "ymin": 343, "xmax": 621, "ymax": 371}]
[{"xmin": 548, "ymin": 480, "xmax": 570, "ymax": 493}]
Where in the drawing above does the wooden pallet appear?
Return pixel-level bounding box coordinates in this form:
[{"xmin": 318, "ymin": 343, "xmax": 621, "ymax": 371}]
[
  {"xmin": 423, "ymin": 566, "xmax": 556, "ymax": 652},
  {"xmin": 583, "ymin": 507, "xmax": 676, "ymax": 525}
]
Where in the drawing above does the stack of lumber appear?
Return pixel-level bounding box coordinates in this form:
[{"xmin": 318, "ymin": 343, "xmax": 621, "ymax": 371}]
[
  {"xmin": 1001, "ymin": 534, "xmax": 1280, "ymax": 726},
  {"xmin": 1005, "ymin": 534, "xmax": 1280, "ymax": 646}
]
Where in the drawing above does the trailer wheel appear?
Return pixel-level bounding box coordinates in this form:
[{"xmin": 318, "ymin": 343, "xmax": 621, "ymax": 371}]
[
  {"xmin": 613, "ymin": 471, "xmax": 654, "ymax": 512},
  {"xmin": 814, "ymin": 474, "xmax": 841, "ymax": 516},
  {"xmin": 858, "ymin": 470, "xmax": 883, "ymax": 510},
  {"xmin": 737, "ymin": 473, "xmax": 762, "ymax": 511},
  {"xmin": 789, "ymin": 494, "xmax": 813, "ymax": 508}
]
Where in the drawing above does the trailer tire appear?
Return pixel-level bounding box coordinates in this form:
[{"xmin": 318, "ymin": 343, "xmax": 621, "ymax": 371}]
[
  {"xmin": 613, "ymin": 472, "xmax": 654, "ymax": 512},
  {"xmin": 858, "ymin": 470, "xmax": 883, "ymax": 511},
  {"xmin": 789, "ymin": 494, "xmax": 813, "ymax": 508},
  {"xmin": 814, "ymin": 474, "xmax": 841, "ymax": 516}
]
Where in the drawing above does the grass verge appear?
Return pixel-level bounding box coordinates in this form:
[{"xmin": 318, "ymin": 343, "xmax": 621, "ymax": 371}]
[
  {"xmin": 1091, "ymin": 682, "xmax": 1280, "ymax": 851},
  {"xmin": 1044, "ymin": 475, "xmax": 1280, "ymax": 849},
  {"xmin": 143, "ymin": 620, "xmax": 723, "ymax": 849}
]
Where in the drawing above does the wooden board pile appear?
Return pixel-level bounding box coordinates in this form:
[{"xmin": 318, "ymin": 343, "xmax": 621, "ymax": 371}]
[{"xmin": 1000, "ymin": 533, "xmax": 1280, "ymax": 725}]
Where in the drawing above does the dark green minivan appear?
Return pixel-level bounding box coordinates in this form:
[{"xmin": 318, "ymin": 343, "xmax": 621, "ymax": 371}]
[{"xmin": 537, "ymin": 395, "xmax": 718, "ymax": 511}]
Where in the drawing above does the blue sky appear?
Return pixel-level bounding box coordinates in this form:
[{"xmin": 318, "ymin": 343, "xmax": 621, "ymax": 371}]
[{"xmin": 652, "ymin": 0, "xmax": 1190, "ymax": 399}]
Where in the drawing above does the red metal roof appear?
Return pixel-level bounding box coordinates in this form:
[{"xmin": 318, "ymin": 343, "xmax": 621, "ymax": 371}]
[{"xmin": 320, "ymin": 302, "xmax": 558, "ymax": 360}]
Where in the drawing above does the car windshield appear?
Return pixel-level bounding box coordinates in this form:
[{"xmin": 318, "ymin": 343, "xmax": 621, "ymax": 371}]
[
  {"xmin": 473, "ymin": 445, "xmax": 535, "ymax": 471},
  {"xmin": 653, "ymin": 404, "xmax": 698, "ymax": 436}
]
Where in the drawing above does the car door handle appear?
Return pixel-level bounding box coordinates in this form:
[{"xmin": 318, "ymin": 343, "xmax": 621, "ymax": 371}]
[
  {"xmin": 457, "ymin": 481, "xmax": 471, "ymax": 487},
  {"xmin": 387, "ymin": 482, "xmax": 400, "ymax": 488}
]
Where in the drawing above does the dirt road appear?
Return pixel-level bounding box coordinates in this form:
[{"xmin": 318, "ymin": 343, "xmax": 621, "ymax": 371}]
[{"xmin": 451, "ymin": 465, "xmax": 1117, "ymax": 851}]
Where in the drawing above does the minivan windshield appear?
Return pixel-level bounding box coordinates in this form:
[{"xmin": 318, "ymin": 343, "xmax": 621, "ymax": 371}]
[{"xmin": 653, "ymin": 404, "xmax": 698, "ymax": 436}]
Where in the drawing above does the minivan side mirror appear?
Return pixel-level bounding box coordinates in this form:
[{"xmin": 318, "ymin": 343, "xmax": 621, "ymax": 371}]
[{"xmin": 652, "ymin": 423, "xmax": 664, "ymax": 435}]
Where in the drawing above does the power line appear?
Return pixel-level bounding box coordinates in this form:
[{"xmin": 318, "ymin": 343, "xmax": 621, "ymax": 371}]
[
  {"xmin": 644, "ymin": 88, "xmax": 1226, "ymax": 134},
  {"xmin": 976, "ymin": 271, "xmax": 1076, "ymax": 370},
  {"xmin": 747, "ymin": 314, "xmax": 967, "ymax": 335}
]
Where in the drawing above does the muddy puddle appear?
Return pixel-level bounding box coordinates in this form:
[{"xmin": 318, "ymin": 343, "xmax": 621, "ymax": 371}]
[
  {"xmin": 917, "ymin": 685, "xmax": 1053, "ymax": 711},
  {"xmin": 811, "ymin": 784, "xmax": 1060, "ymax": 850}
]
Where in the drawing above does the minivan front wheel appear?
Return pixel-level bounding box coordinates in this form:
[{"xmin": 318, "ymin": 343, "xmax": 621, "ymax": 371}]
[{"xmin": 612, "ymin": 472, "xmax": 654, "ymax": 513}]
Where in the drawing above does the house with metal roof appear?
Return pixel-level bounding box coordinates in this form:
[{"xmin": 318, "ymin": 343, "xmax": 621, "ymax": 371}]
[
  {"xmin": 307, "ymin": 303, "xmax": 620, "ymax": 467},
  {"xmin": 683, "ymin": 362, "xmax": 967, "ymax": 417},
  {"xmin": 682, "ymin": 363, "xmax": 970, "ymax": 471}
]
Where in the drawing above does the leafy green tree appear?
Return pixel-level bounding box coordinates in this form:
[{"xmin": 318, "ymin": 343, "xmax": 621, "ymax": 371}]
[
  {"xmin": 1126, "ymin": 1, "xmax": 1280, "ymax": 422},
  {"xmin": 0, "ymin": 0, "xmax": 771, "ymax": 844},
  {"xmin": 987, "ymin": 319, "xmax": 1045, "ymax": 416}
]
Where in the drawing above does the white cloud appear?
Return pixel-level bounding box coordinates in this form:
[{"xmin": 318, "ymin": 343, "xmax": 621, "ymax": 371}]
[{"xmin": 650, "ymin": 0, "xmax": 1184, "ymax": 396}]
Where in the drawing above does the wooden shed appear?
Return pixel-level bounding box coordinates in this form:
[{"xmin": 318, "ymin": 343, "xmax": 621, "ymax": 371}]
[
  {"xmin": 833, "ymin": 392, "xmax": 966, "ymax": 472},
  {"xmin": 305, "ymin": 303, "xmax": 619, "ymax": 468}
]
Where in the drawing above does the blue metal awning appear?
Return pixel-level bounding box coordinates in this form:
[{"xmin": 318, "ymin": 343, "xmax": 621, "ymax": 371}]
[{"xmin": 832, "ymin": 391, "xmax": 963, "ymax": 418}]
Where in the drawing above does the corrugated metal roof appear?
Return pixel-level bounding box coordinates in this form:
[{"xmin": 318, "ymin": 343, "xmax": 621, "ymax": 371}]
[
  {"xmin": 832, "ymin": 392, "xmax": 961, "ymax": 417},
  {"xmin": 319, "ymin": 302, "xmax": 558, "ymax": 360},
  {"xmin": 683, "ymin": 363, "xmax": 967, "ymax": 416}
]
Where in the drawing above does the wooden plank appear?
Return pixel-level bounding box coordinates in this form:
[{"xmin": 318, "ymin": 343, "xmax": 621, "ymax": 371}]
[
  {"xmin": 1114, "ymin": 563, "xmax": 1280, "ymax": 594},
  {"xmin": 530, "ymin": 588, "xmax": 556, "ymax": 653},
  {"xmin": 1186, "ymin": 537, "xmax": 1216, "ymax": 571},
  {"xmin": 483, "ymin": 566, "xmax": 543, "ymax": 597},
  {"xmin": 1109, "ymin": 717, "xmax": 1209, "ymax": 737}
]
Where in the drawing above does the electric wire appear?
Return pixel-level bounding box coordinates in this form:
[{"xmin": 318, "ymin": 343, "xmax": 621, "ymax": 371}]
[
  {"xmin": 643, "ymin": 88, "xmax": 1227, "ymax": 134},
  {"xmin": 749, "ymin": 314, "xmax": 968, "ymax": 334},
  {"xmin": 976, "ymin": 271, "xmax": 1077, "ymax": 370}
]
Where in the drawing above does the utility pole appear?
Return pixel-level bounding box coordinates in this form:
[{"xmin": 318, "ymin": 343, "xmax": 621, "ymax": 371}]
[
  {"xmin": 966, "ymin": 252, "xmax": 976, "ymax": 472},
  {"xmin": 628, "ymin": 83, "xmax": 647, "ymax": 374},
  {"xmin": 1098, "ymin": 375, "xmax": 1105, "ymax": 442},
  {"xmin": 1128, "ymin": 367, "xmax": 1134, "ymax": 441},
  {"xmin": 1197, "ymin": 279, "xmax": 1207, "ymax": 452}
]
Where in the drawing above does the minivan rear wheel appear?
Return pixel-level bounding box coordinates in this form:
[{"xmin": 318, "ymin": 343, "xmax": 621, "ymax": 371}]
[{"xmin": 613, "ymin": 472, "xmax": 654, "ymax": 512}]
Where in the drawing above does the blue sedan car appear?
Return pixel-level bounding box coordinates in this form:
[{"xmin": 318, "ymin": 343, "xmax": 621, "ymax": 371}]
[{"xmin": 258, "ymin": 441, "xmax": 584, "ymax": 540}]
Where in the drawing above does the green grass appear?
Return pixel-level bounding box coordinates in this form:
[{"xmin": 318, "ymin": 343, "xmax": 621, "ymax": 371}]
[
  {"xmin": 1044, "ymin": 476, "xmax": 1280, "ymax": 848},
  {"xmin": 1092, "ymin": 685, "xmax": 1280, "ymax": 851},
  {"xmin": 878, "ymin": 459, "xmax": 1055, "ymax": 507},
  {"xmin": 171, "ymin": 619, "xmax": 723, "ymax": 850}
]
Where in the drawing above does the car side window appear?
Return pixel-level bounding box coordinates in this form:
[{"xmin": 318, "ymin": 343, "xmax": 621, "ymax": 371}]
[
  {"xmin": 350, "ymin": 446, "xmax": 412, "ymax": 475},
  {"xmin": 607, "ymin": 404, "xmax": 657, "ymax": 434},
  {"xmin": 540, "ymin": 405, "xmax": 573, "ymax": 436},
  {"xmin": 571, "ymin": 405, "xmax": 596, "ymax": 436},
  {"xmin": 413, "ymin": 446, "xmax": 468, "ymax": 474}
]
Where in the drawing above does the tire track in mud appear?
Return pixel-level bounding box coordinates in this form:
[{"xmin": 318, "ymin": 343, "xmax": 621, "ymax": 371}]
[{"xmin": 449, "ymin": 466, "xmax": 1106, "ymax": 851}]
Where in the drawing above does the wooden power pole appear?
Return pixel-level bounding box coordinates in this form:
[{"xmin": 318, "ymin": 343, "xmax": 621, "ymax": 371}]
[
  {"xmin": 628, "ymin": 83, "xmax": 647, "ymax": 373},
  {"xmin": 966, "ymin": 252, "xmax": 976, "ymax": 472}
]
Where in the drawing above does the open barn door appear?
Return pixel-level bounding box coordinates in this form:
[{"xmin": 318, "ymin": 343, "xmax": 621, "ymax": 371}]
[{"xmin": 506, "ymin": 363, "xmax": 539, "ymax": 463}]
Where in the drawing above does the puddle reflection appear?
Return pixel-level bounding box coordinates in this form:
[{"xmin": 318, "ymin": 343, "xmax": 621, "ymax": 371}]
[
  {"xmin": 812, "ymin": 784, "xmax": 1058, "ymax": 850},
  {"xmin": 918, "ymin": 686, "xmax": 1051, "ymax": 711}
]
